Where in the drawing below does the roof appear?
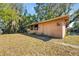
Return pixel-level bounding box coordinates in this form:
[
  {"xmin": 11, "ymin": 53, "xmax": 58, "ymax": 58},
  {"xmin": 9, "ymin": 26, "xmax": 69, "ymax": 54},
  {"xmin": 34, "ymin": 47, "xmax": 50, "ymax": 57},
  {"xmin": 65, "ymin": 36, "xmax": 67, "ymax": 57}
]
[{"xmin": 28, "ymin": 15, "xmax": 69, "ymax": 26}]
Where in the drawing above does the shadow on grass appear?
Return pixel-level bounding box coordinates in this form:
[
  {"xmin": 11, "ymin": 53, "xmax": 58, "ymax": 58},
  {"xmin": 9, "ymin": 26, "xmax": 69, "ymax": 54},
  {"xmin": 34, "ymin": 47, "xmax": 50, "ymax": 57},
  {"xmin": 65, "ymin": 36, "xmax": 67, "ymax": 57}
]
[{"xmin": 21, "ymin": 33, "xmax": 60, "ymax": 41}]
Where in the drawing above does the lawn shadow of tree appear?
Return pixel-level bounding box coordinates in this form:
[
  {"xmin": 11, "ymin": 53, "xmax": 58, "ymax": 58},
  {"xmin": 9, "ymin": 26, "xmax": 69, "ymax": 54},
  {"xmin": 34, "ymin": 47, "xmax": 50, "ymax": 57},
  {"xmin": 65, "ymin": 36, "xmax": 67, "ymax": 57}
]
[{"xmin": 21, "ymin": 33, "xmax": 61, "ymax": 41}]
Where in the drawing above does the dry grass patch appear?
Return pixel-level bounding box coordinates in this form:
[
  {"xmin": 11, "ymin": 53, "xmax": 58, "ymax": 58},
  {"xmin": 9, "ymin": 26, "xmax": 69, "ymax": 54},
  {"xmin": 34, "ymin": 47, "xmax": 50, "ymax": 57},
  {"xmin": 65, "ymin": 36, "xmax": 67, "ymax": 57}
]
[
  {"xmin": 49, "ymin": 36, "xmax": 79, "ymax": 45},
  {"xmin": 0, "ymin": 34, "xmax": 79, "ymax": 56},
  {"xmin": 64, "ymin": 36, "xmax": 79, "ymax": 45}
]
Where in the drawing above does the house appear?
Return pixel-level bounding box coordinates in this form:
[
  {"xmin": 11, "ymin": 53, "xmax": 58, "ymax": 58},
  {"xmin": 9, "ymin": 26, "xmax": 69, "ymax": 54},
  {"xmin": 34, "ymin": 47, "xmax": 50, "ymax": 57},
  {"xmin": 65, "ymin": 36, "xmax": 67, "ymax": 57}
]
[{"xmin": 28, "ymin": 15, "xmax": 69, "ymax": 39}]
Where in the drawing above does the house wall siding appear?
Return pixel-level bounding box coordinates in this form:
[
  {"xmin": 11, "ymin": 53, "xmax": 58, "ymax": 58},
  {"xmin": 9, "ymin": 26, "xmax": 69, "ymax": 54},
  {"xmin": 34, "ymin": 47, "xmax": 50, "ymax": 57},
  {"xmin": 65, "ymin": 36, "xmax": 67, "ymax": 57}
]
[
  {"xmin": 29, "ymin": 16, "xmax": 68, "ymax": 38},
  {"xmin": 36, "ymin": 19, "xmax": 66, "ymax": 38}
]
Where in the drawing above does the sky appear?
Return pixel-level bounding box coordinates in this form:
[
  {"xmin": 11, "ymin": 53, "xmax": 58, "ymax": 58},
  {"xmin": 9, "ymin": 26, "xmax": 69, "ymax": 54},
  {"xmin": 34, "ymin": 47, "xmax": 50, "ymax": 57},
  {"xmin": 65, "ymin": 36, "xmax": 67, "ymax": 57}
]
[
  {"xmin": 25, "ymin": 3, "xmax": 79, "ymax": 15},
  {"xmin": 24, "ymin": 3, "xmax": 36, "ymax": 15},
  {"xmin": 72, "ymin": 4, "xmax": 79, "ymax": 10},
  {"xmin": 70, "ymin": 3, "xmax": 79, "ymax": 15}
]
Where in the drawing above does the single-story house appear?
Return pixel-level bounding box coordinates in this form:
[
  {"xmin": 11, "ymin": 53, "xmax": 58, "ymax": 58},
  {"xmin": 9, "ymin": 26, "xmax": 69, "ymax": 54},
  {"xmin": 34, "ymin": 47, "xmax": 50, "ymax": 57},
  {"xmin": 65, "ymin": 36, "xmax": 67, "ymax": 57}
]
[{"xmin": 28, "ymin": 15, "xmax": 69, "ymax": 39}]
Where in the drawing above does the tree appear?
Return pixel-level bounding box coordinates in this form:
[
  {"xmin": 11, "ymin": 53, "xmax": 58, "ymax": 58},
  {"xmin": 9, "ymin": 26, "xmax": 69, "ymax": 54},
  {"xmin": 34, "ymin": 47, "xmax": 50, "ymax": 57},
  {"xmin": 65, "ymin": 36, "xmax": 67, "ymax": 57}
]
[
  {"xmin": 0, "ymin": 3, "xmax": 24, "ymax": 33},
  {"xmin": 0, "ymin": 18, "xmax": 5, "ymax": 34},
  {"xmin": 69, "ymin": 9, "xmax": 79, "ymax": 33},
  {"xmin": 34, "ymin": 3, "xmax": 73, "ymax": 21},
  {"xmin": 69, "ymin": 9, "xmax": 79, "ymax": 24}
]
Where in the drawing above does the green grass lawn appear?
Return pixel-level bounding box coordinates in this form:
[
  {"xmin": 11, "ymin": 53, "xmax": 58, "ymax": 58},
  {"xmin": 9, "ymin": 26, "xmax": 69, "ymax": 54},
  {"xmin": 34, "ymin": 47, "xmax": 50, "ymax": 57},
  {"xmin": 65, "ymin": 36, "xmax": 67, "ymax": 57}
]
[{"xmin": 0, "ymin": 34, "xmax": 79, "ymax": 56}]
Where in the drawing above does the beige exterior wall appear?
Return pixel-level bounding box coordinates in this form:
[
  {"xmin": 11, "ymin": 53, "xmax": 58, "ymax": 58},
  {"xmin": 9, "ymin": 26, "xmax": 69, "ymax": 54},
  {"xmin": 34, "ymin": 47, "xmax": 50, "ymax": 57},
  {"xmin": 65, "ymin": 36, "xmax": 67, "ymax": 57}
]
[
  {"xmin": 32, "ymin": 19, "xmax": 67, "ymax": 38},
  {"xmin": 28, "ymin": 16, "xmax": 68, "ymax": 38}
]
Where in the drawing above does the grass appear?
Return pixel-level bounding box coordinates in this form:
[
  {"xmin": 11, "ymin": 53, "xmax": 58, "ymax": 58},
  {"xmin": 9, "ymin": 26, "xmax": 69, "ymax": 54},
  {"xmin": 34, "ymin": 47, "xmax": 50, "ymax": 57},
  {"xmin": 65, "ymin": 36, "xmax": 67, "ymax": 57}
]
[
  {"xmin": 64, "ymin": 36, "xmax": 79, "ymax": 45},
  {"xmin": 0, "ymin": 34, "xmax": 79, "ymax": 56},
  {"xmin": 50, "ymin": 35, "xmax": 79, "ymax": 45}
]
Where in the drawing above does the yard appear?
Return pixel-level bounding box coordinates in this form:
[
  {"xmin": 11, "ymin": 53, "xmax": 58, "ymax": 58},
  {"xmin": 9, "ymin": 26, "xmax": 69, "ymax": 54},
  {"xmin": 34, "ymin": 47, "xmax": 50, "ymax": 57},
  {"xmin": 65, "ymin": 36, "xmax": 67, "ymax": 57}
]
[
  {"xmin": 53, "ymin": 35, "xmax": 79, "ymax": 45},
  {"xmin": 0, "ymin": 34, "xmax": 79, "ymax": 56}
]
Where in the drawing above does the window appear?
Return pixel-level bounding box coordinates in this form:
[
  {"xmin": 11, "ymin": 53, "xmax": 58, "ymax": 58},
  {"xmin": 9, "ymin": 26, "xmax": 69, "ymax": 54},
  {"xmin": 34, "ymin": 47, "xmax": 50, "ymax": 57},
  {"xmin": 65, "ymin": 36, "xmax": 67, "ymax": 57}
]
[
  {"xmin": 30, "ymin": 25, "xmax": 33, "ymax": 30},
  {"xmin": 34, "ymin": 24, "xmax": 38, "ymax": 30},
  {"xmin": 30, "ymin": 24, "xmax": 38, "ymax": 30}
]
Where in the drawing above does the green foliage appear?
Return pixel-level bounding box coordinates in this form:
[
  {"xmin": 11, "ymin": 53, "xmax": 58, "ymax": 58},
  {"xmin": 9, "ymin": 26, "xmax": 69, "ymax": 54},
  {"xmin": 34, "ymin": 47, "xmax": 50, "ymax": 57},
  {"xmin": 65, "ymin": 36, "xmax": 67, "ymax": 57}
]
[
  {"xmin": 0, "ymin": 3, "xmax": 39, "ymax": 33},
  {"xmin": 0, "ymin": 3, "xmax": 79, "ymax": 34},
  {"xmin": 73, "ymin": 21, "xmax": 79, "ymax": 29},
  {"xmin": 34, "ymin": 3, "xmax": 72, "ymax": 21},
  {"xmin": 69, "ymin": 9, "xmax": 79, "ymax": 31},
  {"xmin": 0, "ymin": 3, "xmax": 24, "ymax": 33}
]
